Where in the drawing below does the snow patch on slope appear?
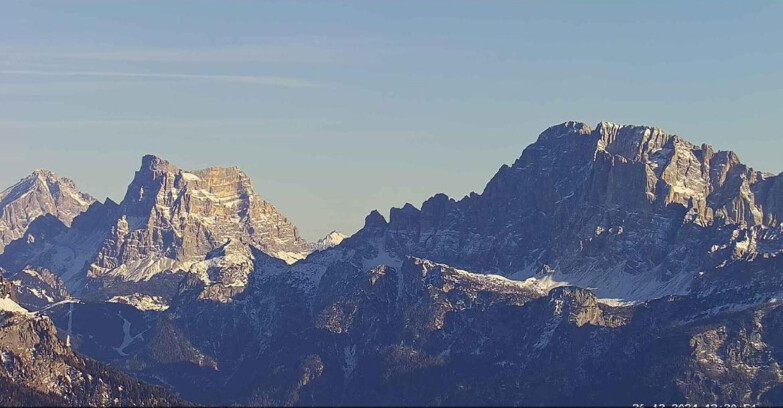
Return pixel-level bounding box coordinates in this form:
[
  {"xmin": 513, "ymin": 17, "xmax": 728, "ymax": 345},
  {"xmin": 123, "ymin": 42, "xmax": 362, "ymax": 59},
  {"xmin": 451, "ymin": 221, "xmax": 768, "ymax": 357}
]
[
  {"xmin": 510, "ymin": 261, "xmax": 695, "ymax": 303},
  {"xmin": 274, "ymin": 250, "xmax": 308, "ymax": 265},
  {"xmin": 98, "ymin": 257, "xmax": 189, "ymax": 282},
  {"xmin": 0, "ymin": 295, "xmax": 29, "ymax": 314},
  {"xmin": 108, "ymin": 294, "xmax": 169, "ymax": 312},
  {"xmin": 113, "ymin": 312, "xmax": 145, "ymax": 357}
]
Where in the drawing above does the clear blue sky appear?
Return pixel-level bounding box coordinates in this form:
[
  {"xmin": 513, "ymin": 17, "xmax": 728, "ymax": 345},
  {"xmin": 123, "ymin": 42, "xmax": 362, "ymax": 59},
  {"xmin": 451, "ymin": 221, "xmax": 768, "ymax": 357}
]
[{"xmin": 1, "ymin": 1, "xmax": 781, "ymax": 241}]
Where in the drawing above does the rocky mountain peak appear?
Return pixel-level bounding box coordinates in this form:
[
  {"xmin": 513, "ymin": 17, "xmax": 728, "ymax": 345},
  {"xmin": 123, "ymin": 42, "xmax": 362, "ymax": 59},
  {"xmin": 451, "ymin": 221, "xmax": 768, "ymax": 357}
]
[
  {"xmin": 95, "ymin": 154, "xmax": 310, "ymax": 278},
  {"xmin": 595, "ymin": 121, "xmax": 676, "ymax": 160},
  {"xmin": 0, "ymin": 155, "xmax": 311, "ymax": 304},
  {"xmin": 535, "ymin": 120, "xmax": 593, "ymax": 143},
  {"xmin": 121, "ymin": 155, "xmax": 180, "ymax": 214},
  {"xmin": 309, "ymin": 230, "xmax": 349, "ymax": 252},
  {"xmin": 506, "ymin": 121, "xmax": 776, "ymax": 225},
  {"xmin": 123, "ymin": 155, "xmax": 257, "ymax": 212},
  {"xmin": 351, "ymin": 121, "xmax": 783, "ymax": 302},
  {"xmin": 531, "ymin": 120, "xmax": 684, "ymax": 164},
  {"xmin": 0, "ymin": 170, "xmax": 96, "ymax": 254},
  {"xmin": 140, "ymin": 154, "xmax": 178, "ymax": 174},
  {"xmin": 364, "ymin": 210, "xmax": 388, "ymax": 230},
  {"xmin": 389, "ymin": 203, "xmax": 421, "ymax": 230},
  {"xmin": 30, "ymin": 168, "xmax": 54, "ymax": 180}
]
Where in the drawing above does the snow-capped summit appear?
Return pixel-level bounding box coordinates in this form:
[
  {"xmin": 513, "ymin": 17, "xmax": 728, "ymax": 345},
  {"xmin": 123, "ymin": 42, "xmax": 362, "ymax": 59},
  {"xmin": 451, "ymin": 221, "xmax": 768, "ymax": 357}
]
[
  {"xmin": 0, "ymin": 169, "xmax": 96, "ymax": 254},
  {"xmin": 309, "ymin": 230, "xmax": 349, "ymax": 251}
]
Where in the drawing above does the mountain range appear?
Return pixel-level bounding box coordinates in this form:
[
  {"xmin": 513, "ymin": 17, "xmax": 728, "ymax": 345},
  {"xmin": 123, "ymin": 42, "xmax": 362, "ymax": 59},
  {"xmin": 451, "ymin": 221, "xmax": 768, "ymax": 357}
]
[{"xmin": 1, "ymin": 121, "xmax": 782, "ymax": 406}]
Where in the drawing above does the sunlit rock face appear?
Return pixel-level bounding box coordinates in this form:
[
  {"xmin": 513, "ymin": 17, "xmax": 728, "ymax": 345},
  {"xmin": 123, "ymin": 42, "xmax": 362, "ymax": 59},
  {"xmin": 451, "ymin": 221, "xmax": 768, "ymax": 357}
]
[
  {"xmin": 0, "ymin": 155, "xmax": 310, "ymax": 305},
  {"xmin": 0, "ymin": 169, "xmax": 95, "ymax": 254},
  {"xmin": 93, "ymin": 155, "xmax": 309, "ymax": 278}
]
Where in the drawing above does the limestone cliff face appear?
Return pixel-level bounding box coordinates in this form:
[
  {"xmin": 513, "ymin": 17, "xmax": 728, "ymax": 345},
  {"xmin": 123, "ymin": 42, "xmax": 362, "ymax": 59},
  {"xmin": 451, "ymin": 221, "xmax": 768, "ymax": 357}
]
[
  {"xmin": 593, "ymin": 121, "xmax": 771, "ymax": 226},
  {"xmin": 0, "ymin": 170, "xmax": 95, "ymax": 253},
  {"xmin": 92, "ymin": 155, "xmax": 308, "ymax": 277},
  {"xmin": 380, "ymin": 121, "xmax": 783, "ymax": 300},
  {"xmin": 0, "ymin": 155, "xmax": 310, "ymax": 303}
]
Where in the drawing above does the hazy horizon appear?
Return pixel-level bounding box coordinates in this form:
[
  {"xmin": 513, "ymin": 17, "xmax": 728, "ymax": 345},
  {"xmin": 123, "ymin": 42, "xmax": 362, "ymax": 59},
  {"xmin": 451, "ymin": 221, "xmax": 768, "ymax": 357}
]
[{"xmin": 2, "ymin": 1, "xmax": 782, "ymax": 241}]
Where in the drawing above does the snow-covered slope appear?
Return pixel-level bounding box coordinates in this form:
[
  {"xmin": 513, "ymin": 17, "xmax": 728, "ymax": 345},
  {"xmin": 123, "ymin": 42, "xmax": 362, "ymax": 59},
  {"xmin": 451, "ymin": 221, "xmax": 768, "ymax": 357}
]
[{"xmin": 0, "ymin": 296, "xmax": 28, "ymax": 315}]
